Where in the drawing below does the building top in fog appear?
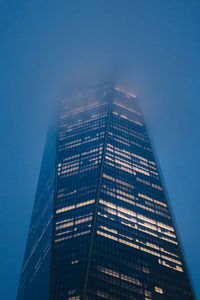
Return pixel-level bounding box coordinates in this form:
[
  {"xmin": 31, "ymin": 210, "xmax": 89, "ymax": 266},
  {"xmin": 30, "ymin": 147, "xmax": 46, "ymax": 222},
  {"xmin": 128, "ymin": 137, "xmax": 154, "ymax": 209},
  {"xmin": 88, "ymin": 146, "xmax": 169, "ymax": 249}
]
[{"xmin": 17, "ymin": 83, "xmax": 195, "ymax": 300}]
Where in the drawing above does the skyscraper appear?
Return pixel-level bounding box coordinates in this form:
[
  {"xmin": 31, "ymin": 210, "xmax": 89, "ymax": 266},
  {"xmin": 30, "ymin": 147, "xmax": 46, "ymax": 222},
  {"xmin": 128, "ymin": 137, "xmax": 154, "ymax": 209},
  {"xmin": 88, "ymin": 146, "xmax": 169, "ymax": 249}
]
[{"xmin": 17, "ymin": 83, "xmax": 195, "ymax": 300}]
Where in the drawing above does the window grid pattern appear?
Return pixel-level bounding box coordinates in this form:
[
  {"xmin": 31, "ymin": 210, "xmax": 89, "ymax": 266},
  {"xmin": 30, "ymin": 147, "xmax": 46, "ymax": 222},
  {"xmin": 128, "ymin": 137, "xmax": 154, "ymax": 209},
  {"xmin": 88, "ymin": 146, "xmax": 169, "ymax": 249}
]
[
  {"xmin": 17, "ymin": 118, "xmax": 56, "ymax": 300},
  {"xmin": 50, "ymin": 87, "xmax": 112, "ymax": 300},
  {"xmin": 17, "ymin": 84, "xmax": 194, "ymax": 300},
  {"xmin": 86, "ymin": 89, "xmax": 194, "ymax": 300}
]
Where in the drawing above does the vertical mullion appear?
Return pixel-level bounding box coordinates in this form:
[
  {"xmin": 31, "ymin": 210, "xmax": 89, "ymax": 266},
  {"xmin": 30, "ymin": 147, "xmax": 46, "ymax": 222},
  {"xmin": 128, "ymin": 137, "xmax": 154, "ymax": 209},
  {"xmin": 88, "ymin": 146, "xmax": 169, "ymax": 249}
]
[
  {"xmin": 81, "ymin": 96, "xmax": 112, "ymax": 300},
  {"xmin": 49, "ymin": 102, "xmax": 60, "ymax": 300}
]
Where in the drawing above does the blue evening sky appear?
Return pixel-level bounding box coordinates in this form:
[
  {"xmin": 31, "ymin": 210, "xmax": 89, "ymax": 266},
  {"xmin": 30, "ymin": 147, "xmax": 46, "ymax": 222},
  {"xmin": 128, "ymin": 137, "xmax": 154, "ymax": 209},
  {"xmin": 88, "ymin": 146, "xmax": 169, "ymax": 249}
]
[{"xmin": 0, "ymin": 1, "xmax": 199, "ymax": 299}]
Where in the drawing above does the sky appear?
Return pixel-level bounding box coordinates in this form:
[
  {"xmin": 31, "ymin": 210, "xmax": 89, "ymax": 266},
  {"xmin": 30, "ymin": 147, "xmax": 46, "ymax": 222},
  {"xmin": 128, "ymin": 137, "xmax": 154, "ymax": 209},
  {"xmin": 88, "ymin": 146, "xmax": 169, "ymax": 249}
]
[{"xmin": 0, "ymin": 1, "xmax": 199, "ymax": 299}]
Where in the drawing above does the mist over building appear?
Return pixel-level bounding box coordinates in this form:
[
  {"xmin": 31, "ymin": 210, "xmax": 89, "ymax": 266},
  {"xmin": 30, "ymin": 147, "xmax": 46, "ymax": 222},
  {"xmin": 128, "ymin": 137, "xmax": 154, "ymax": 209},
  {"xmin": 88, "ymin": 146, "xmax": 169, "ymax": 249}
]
[{"xmin": 17, "ymin": 82, "xmax": 195, "ymax": 300}]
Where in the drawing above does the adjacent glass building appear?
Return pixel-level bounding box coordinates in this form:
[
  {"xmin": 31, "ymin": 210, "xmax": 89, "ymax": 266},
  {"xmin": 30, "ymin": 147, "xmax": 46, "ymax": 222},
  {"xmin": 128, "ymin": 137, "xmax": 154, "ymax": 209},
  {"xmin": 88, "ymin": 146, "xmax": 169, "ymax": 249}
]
[{"xmin": 17, "ymin": 83, "xmax": 195, "ymax": 300}]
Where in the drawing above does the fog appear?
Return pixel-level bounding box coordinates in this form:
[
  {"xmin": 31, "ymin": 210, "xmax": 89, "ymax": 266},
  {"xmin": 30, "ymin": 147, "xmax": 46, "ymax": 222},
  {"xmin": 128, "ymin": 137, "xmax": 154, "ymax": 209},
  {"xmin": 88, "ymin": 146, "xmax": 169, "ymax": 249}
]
[{"xmin": 0, "ymin": 1, "xmax": 199, "ymax": 298}]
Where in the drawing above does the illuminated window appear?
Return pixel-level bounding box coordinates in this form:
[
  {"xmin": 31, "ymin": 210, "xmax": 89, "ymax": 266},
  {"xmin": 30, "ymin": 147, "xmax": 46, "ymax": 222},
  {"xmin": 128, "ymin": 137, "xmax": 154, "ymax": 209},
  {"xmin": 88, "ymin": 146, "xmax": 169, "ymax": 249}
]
[{"xmin": 155, "ymin": 286, "xmax": 163, "ymax": 294}]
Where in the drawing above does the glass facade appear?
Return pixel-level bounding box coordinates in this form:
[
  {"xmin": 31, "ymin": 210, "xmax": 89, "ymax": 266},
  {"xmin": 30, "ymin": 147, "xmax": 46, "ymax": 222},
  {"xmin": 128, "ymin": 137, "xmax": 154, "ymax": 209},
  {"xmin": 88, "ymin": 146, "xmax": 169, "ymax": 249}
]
[
  {"xmin": 17, "ymin": 83, "xmax": 195, "ymax": 300},
  {"xmin": 17, "ymin": 116, "xmax": 56, "ymax": 300}
]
